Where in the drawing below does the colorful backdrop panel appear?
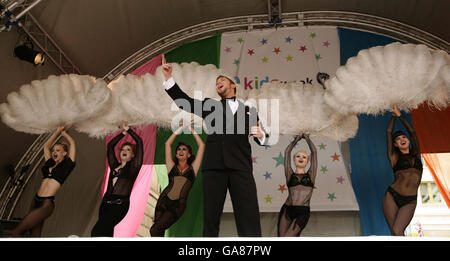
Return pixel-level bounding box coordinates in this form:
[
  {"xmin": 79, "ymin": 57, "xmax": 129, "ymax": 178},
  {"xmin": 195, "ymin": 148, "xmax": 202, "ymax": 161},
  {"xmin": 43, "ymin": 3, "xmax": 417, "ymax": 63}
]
[{"xmin": 220, "ymin": 27, "xmax": 359, "ymax": 212}]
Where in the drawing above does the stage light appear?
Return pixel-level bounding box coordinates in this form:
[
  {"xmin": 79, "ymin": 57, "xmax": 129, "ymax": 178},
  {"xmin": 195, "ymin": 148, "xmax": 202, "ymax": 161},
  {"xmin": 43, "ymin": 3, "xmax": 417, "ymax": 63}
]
[{"xmin": 14, "ymin": 44, "xmax": 45, "ymax": 65}]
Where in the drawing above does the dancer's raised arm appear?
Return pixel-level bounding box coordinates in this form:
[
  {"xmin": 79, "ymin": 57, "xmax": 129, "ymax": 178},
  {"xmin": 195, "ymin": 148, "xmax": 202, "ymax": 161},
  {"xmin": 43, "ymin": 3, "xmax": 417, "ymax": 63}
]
[
  {"xmin": 107, "ymin": 127, "xmax": 126, "ymax": 169},
  {"xmin": 386, "ymin": 106, "xmax": 399, "ymax": 167},
  {"xmin": 303, "ymin": 133, "xmax": 317, "ymax": 183},
  {"xmin": 189, "ymin": 126, "xmax": 205, "ymax": 176},
  {"xmin": 124, "ymin": 124, "xmax": 143, "ymax": 174},
  {"xmin": 61, "ymin": 129, "xmax": 76, "ymax": 162},
  {"xmin": 43, "ymin": 126, "xmax": 64, "ymax": 161},
  {"xmin": 284, "ymin": 135, "xmax": 302, "ymax": 182},
  {"xmin": 397, "ymin": 113, "xmax": 420, "ymax": 156},
  {"xmin": 165, "ymin": 125, "xmax": 184, "ymax": 172}
]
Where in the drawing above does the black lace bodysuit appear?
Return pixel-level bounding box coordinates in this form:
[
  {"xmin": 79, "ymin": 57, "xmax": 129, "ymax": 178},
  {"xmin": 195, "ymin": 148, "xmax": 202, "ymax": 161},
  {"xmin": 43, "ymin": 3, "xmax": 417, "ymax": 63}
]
[
  {"xmin": 150, "ymin": 165, "xmax": 196, "ymax": 236},
  {"xmin": 287, "ymin": 172, "xmax": 315, "ymax": 188},
  {"xmin": 277, "ymin": 135, "xmax": 318, "ymax": 236},
  {"xmin": 386, "ymin": 115, "xmax": 422, "ymax": 206},
  {"xmin": 157, "ymin": 166, "xmax": 195, "ymax": 218},
  {"xmin": 105, "ymin": 128, "xmax": 143, "ymax": 197},
  {"xmin": 284, "ymin": 135, "xmax": 318, "ymax": 207}
]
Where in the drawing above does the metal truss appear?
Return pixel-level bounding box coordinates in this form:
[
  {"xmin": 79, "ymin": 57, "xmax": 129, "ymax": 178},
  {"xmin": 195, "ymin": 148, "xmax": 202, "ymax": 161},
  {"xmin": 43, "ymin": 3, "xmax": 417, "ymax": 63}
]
[
  {"xmin": 0, "ymin": 133, "xmax": 52, "ymax": 219},
  {"xmin": 0, "ymin": 1, "xmax": 80, "ymax": 220},
  {"xmin": 104, "ymin": 11, "xmax": 449, "ymax": 81},
  {"xmin": 1, "ymin": 0, "xmax": 42, "ymax": 32},
  {"xmin": 1, "ymin": 0, "xmax": 81, "ymax": 74}
]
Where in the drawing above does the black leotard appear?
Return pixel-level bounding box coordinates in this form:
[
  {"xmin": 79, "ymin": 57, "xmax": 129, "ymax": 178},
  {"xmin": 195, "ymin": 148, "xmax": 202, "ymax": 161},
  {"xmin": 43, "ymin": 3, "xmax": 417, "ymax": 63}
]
[
  {"xmin": 163, "ymin": 166, "xmax": 196, "ymax": 202},
  {"xmin": 287, "ymin": 172, "xmax": 314, "ymax": 188},
  {"xmin": 386, "ymin": 115, "xmax": 421, "ymax": 172},
  {"xmin": 277, "ymin": 135, "xmax": 317, "ymax": 237},
  {"xmin": 91, "ymin": 128, "xmax": 143, "ymax": 237},
  {"xmin": 284, "ymin": 135, "xmax": 317, "ymax": 191},
  {"xmin": 392, "ymin": 153, "xmax": 423, "ymax": 173},
  {"xmin": 386, "ymin": 115, "xmax": 423, "ymax": 193},
  {"xmin": 105, "ymin": 128, "xmax": 143, "ymax": 196},
  {"xmin": 150, "ymin": 166, "xmax": 196, "ymax": 236},
  {"xmin": 41, "ymin": 157, "xmax": 76, "ymax": 185}
]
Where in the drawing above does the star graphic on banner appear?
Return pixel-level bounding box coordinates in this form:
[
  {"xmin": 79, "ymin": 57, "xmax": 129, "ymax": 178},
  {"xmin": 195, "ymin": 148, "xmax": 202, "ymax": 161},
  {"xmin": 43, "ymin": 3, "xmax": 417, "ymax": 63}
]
[
  {"xmin": 319, "ymin": 143, "xmax": 327, "ymax": 150},
  {"xmin": 265, "ymin": 195, "xmax": 273, "ymax": 203},
  {"xmin": 299, "ymin": 45, "xmax": 307, "ymax": 52},
  {"xmin": 225, "ymin": 47, "xmax": 231, "ymax": 53},
  {"xmin": 331, "ymin": 153, "xmax": 340, "ymax": 161},
  {"xmin": 261, "ymin": 57, "xmax": 269, "ymax": 63},
  {"xmin": 327, "ymin": 193, "xmax": 337, "ymax": 202},
  {"xmin": 248, "ymin": 49, "xmax": 255, "ymax": 56},
  {"xmin": 320, "ymin": 166, "xmax": 328, "ymax": 174},
  {"xmin": 261, "ymin": 38, "xmax": 268, "ymax": 45},
  {"xmin": 237, "ymin": 37, "xmax": 244, "ymax": 43},
  {"xmin": 285, "ymin": 55, "xmax": 293, "ymax": 61},
  {"xmin": 273, "ymin": 152, "xmax": 284, "ymax": 167},
  {"xmin": 310, "ymin": 32, "xmax": 316, "ymax": 39},
  {"xmin": 278, "ymin": 184, "xmax": 287, "ymax": 193},
  {"xmin": 233, "ymin": 59, "xmax": 240, "ymax": 65},
  {"xmin": 273, "ymin": 47, "xmax": 281, "ymax": 54},
  {"xmin": 323, "ymin": 41, "xmax": 330, "ymax": 47},
  {"xmin": 337, "ymin": 176, "xmax": 345, "ymax": 184},
  {"xmin": 263, "ymin": 171, "xmax": 272, "ymax": 180},
  {"xmin": 315, "ymin": 54, "xmax": 322, "ymax": 61},
  {"xmin": 252, "ymin": 156, "xmax": 257, "ymax": 163},
  {"xmin": 285, "ymin": 36, "xmax": 293, "ymax": 43}
]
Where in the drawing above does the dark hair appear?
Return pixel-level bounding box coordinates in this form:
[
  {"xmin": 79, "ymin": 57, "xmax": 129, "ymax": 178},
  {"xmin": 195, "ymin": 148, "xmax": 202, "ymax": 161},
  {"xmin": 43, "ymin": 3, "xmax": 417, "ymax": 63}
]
[
  {"xmin": 392, "ymin": 130, "xmax": 410, "ymax": 154},
  {"xmin": 174, "ymin": 142, "xmax": 195, "ymax": 165},
  {"xmin": 392, "ymin": 130, "xmax": 407, "ymax": 141},
  {"xmin": 120, "ymin": 142, "xmax": 136, "ymax": 155}
]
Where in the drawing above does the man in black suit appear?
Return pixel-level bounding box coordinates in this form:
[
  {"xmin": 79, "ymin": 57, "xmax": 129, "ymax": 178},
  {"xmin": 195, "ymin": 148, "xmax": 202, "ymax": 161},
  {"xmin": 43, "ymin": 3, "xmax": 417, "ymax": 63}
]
[{"xmin": 161, "ymin": 58, "xmax": 268, "ymax": 237}]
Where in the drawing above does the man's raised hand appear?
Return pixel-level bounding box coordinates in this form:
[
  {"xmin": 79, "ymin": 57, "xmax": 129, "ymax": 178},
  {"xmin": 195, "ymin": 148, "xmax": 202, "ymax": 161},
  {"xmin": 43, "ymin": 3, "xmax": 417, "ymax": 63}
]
[{"xmin": 161, "ymin": 54, "xmax": 172, "ymax": 80}]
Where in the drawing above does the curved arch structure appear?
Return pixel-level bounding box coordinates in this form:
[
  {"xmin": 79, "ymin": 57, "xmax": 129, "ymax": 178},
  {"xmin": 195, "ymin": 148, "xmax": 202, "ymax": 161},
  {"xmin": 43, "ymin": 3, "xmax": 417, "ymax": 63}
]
[
  {"xmin": 104, "ymin": 11, "xmax": 449, "ymax": 82},
  {"xmin": 1, "ymin": 10, "xmax": 448, "ymax": 220}
]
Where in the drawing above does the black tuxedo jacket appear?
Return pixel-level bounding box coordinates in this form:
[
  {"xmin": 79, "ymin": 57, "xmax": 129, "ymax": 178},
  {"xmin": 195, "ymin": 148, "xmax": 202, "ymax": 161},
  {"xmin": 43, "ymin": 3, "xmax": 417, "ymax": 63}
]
[{"xmin": 166, "ymin": 83, "xmax": 268, "ymax": 171}]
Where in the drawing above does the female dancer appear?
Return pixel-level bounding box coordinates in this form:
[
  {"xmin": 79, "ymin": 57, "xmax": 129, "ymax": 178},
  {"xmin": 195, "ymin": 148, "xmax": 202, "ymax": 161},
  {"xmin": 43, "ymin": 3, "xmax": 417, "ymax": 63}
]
[
  {"xmin": 278, "ymin": 133, "xmax": 317, "ymax": 237},
  {"xmin": 150, "ymin": 123, "xmax": 205, "ymax": 236},
  {"xmin": 91, "ymin": 123, "xmax": 143, "ymax": 237},
  {"xmin": 383, "ymin": 105, "xmax": 422, "ymax": 236},
  {"xmin": 11, "ymin": 126, "xmax": 76, "ymax": 237}
]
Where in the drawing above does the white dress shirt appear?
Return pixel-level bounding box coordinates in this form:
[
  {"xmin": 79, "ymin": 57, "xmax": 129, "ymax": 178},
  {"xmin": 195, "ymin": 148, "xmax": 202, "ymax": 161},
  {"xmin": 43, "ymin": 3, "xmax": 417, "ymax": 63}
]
[{"xmin": 163, "ymin": 77, "xmax": 266, "ymax": 144}]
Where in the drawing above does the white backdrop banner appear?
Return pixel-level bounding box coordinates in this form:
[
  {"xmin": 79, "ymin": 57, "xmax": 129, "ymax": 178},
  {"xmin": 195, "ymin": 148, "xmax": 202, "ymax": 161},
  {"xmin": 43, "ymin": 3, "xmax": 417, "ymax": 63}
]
[{"xmin": 219, "ymin": 26, "xmax": 359, "ymax": 212}]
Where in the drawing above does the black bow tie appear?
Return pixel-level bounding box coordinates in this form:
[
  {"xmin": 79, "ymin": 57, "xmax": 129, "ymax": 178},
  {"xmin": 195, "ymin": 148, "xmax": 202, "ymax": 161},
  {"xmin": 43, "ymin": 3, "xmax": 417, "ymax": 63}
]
[{"xmin": 222, "ymin": 96, "xmax": 236, "ymax": 102}]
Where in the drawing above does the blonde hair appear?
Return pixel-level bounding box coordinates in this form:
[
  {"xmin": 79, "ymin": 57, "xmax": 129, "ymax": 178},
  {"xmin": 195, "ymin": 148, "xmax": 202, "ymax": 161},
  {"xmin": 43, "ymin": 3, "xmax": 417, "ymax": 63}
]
[
  {"xmin": 294, "ymin": 150, "xmax": 309, "ymax": 160},
  {"xmin": 52, "ymin": 141, "xmax": 69, "ymax": 152}
]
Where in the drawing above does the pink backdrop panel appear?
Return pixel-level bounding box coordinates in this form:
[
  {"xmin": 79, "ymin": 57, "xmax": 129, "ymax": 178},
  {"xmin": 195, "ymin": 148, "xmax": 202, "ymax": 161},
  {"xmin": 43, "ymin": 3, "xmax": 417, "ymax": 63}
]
[{"xmin": 99, "ymin": 55, "xmax": 162, "ymax": 237}]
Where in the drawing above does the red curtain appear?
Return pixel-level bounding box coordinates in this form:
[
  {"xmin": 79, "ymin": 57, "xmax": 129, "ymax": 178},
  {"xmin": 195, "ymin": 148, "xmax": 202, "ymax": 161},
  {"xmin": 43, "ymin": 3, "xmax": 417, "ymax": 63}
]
[
  {"xmin": 411, "ymin": 104, "xmax": 450, "ymax": 207},
  {"xmin": 411, "ymin": 104, "xmax": 450, "ymax": 153}
]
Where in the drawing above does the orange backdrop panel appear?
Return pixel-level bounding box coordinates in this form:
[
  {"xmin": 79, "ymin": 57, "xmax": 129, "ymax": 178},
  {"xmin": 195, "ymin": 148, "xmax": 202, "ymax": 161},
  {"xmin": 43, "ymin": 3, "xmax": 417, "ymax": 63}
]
[{"xmin": 411, "ymin": 104, "xmax": 450, "ymax": 153}]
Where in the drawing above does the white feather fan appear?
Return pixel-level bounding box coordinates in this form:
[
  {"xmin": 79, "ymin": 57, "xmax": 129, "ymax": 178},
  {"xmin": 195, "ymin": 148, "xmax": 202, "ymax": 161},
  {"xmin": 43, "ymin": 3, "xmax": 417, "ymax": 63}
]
[
  {"xmin": 76, "ymin": 62, "xmax": 229, "ymax": 137},
  {"xmin": 74, "ymin": 74, "xmax": 135, "ymax": 138},
  {"xmin": 246, "ymin": 81, "xmax": 358, "ymax": 141},
  {"xmin": 324, "ymin": 42, "xmax": 449, "ymax": 115},
  {"xmin": 0, "ymin": 74, "xmax": 111, "ymax": 134},
  {"xmin": 119, "ymin": 62, "xmax": 233, "ymax": 132}
]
